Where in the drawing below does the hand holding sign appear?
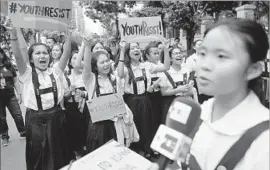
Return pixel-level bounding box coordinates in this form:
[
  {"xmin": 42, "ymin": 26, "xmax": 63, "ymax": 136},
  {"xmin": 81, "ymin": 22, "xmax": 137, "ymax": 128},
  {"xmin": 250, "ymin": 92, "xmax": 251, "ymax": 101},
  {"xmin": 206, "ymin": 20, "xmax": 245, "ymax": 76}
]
[
  {"xmin": 162, "ymin": 38, "xmax": 171, "ymax": 49},
  {"xmin": 119, "ymin": 41, "xmax": 127, "ymax": 52},
  {"xmin": 3, "ymin": 18, "xmax": 17, "ymax": 37},
  {"xmin": 83, "ymin": 31, "xmax": 94, "ymax": 45}
]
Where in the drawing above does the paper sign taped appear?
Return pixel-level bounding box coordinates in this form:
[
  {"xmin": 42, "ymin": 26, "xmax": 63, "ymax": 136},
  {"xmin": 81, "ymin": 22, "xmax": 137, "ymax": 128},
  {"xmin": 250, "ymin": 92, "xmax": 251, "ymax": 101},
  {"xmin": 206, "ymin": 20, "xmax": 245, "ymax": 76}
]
[
  {"xmin": 60, "ymin": 140, "xmax": 152, "ymax": 170},
  {"xmin": 87, "ymin": 93, "xmax": 126, "ymax": 123},
  {"xmin": 8, "ymin": 0, "xmax": 72, "ymax": 30}
]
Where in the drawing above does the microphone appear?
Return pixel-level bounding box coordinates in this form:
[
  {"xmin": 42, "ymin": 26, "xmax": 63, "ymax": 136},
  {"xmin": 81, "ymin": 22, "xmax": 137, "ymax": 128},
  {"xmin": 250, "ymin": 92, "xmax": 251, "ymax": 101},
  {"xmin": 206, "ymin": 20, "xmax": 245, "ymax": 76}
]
[{"xmin": 150, "ymin": 97, "xmax": 202, "ymax": 170}]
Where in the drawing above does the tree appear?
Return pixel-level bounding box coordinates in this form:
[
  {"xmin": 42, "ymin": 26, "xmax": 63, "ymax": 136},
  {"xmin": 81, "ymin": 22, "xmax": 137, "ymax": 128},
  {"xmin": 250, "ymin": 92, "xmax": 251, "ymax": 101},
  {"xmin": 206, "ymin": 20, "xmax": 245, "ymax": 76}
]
[
  {"xmin": 81, "ymin": 1, "xmax": 136, "ymax": 41},
  {"xmin": 167, "ymin": 1, "xmax": 237, "ymax": 50}
]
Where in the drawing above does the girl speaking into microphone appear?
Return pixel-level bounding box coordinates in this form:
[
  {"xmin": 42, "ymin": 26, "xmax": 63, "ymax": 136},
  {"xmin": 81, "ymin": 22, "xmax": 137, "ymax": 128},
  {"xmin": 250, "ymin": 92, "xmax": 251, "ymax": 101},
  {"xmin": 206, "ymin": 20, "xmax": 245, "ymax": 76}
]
[{"xmin": 149, "ymin": 18, "xmax": 269, "ymax": 170}]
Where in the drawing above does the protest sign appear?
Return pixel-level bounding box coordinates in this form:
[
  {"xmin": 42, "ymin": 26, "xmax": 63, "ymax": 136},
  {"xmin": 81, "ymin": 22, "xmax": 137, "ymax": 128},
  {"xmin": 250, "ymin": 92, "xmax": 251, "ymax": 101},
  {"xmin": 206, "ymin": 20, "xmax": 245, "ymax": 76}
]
[
  {"xmin": 86, "ymin": 93, "xmax": 126, "ymax": 123},
  {"xmin": 119, "ymin": 16, "xmax": 164, "ymax": 46},
  {"xmin": 7, "ymin": 0, "xmax": 72, "ymax": 30},
  {"xmin": 60, "ymin": 140, "xmax": 152, "ymax": 170}
]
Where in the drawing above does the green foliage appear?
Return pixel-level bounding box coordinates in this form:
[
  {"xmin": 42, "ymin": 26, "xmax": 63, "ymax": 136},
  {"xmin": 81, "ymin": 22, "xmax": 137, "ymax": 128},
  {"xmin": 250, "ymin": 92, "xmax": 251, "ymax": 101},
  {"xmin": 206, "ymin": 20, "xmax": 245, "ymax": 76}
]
[{"xmin": 82, "ymin": 1, "xmax": 136, "ymax": 40}]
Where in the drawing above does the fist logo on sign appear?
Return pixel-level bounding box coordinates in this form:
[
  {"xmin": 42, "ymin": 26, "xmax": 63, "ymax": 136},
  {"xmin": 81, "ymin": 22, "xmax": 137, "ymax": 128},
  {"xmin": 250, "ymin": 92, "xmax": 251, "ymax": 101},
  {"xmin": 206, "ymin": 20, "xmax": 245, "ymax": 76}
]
[{"xmin": 160, "ymin": 134, "xmax": 178, "ymax": 153}]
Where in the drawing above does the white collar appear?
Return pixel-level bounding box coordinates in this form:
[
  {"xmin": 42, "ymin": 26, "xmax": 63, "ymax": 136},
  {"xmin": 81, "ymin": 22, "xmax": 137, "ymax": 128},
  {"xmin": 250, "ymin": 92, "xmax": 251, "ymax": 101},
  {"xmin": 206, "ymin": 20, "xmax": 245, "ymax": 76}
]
[
  {"xmin": 35, "ymin": 67, "xmax": 51, "ymax": 75},
  {"xmin": 201, "ymin": 91, "xmax": 269, "ymax": 135}
]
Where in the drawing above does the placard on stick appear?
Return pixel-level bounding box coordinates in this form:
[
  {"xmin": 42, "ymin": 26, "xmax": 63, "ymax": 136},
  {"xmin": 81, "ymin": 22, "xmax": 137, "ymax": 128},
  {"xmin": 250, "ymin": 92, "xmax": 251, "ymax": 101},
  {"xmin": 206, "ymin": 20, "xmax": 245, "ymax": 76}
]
[
  {"xmin": 8, "ymin": 0, "xmax": 72, "ymax": 30},
  {"xmin": 86, "ymin": 93, "xmax": 127, "ymax": 123}
]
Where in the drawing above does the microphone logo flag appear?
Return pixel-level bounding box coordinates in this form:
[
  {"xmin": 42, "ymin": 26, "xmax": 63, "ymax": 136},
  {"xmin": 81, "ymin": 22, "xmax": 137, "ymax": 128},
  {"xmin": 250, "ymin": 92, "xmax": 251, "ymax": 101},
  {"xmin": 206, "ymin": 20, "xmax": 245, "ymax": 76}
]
[
  {"xmin": 169, "ymin": 101, "xmax": 192, "ymax": 125},
  {"xmin": 151, "ymin": 125, "xmax": 192, "ymax": 161}
]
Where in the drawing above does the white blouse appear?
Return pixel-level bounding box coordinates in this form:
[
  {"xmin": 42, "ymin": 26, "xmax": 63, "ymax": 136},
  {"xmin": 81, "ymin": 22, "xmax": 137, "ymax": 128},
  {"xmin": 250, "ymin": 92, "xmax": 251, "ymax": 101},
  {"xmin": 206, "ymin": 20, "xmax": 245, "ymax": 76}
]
[
  {"xmin": 85, "ymin": 73, "xmax": 118, "ymax": 99},
  {"xmin": 143, "ymin": 61, "xmax": 164, "ymax": 92},
  {"xmin": 188, "ymin": 91, "xmax": 269, "ymax": 170},
  {"xmin": 19, "ymin": 64, "xmax": 65, "ymax": 111},
  {"xmin": 123, "ymin": 63, "xmax": 152, "ymax": 95},
  {"xmin": 159, "ymin": 66, "xmax": 190, "ymax": 96}
]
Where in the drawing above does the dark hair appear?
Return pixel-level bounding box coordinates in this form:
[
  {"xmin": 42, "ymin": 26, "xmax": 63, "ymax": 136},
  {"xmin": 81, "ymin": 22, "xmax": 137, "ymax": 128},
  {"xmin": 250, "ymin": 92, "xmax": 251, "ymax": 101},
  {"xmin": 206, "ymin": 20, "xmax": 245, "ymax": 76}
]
[
  {"xmin": 204, "ymin": 18, "xmax": 269, "ymax": 100},
  {"xmin": 143, "ymin": 44, "xmax": 158, "ymax": 61},
  {"xmin": 71, "ymin": 40, "xmax": 79, "ymax": 52},
  {"xmin": 0, "ymin": 48, "xmax": 15, "ymax": 72},
  {"xmin": 160, "ymin": 48, "xmax": 165, "ymax": 64},
  {"xmin": 169, "ymin": 47, "xmax": 185, "ymax": 58},
  {"xmin": 91, "ymin": 50, "xmax": 112, "ymax": 80},
  {"xmin": 104, "ymin": 46, "xmax": 114, "ymax": 61},
  {"xmin": 193, "ymin": 39, "xmax": 202, "ymax": 47},
  {"xmin": 174, "ymin": 37, "xmax": 180, "ymax": 41},
  {"xmin": 46, "ymin": 36, "xmax": 57, "ymax": 43},
  {"xmin": 28, "ymin": 43, "xmax": 50, "ymax": 67},
  {"xmin": 122, "ymin": 42, "xmax": 140, "ymax": 84},
  {"xmin": 51, "ymin": 44, "xmax": 63, "ymax": 54},
  {"xmin": 91, "ymin": 40, "xmax": 104, "ymax": 52},
  {"xmin": 67, "ymin": 50, "xmax": 79, "ymax": 74}
]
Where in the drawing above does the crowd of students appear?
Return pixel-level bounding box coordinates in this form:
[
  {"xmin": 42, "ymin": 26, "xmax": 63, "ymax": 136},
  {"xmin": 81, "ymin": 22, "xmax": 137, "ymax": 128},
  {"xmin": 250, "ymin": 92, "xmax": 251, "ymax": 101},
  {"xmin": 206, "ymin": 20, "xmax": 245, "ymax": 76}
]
[{"xmin": 0, "ymin": 17, "xmax": 269, "ymax": 170}]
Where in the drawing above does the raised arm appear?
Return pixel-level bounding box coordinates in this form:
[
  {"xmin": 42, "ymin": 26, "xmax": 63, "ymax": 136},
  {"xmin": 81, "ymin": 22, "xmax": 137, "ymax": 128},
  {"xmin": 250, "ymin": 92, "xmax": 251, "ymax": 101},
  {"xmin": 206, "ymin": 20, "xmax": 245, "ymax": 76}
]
[
  {"xmin": 82, "ymin": 41, "xmax": 93, "ymax": 84},
  {"xmin": 116, "ymin": 41, "xmax": 126, "ymax": 79},
  {"xmin": 16, "ymin": 28, "xmax": 29, "ymax": 64},
  {"xmin": 152, "ymin": 39, "xmax": 170, "ymax": 73},
  {"xmin": 58, "ymin": 34, "xmax": 71, "ymax": 71},
  {"xmin": 160, "ymin": 84, "xmax": 189, "ymax": 96},
  {"xmin": 6, "ymin": 24, "xmax": 27, "ymax": 75},
  {"xmin": 74, "ymin": 41, "xmax": 85, "ymax": 69}
]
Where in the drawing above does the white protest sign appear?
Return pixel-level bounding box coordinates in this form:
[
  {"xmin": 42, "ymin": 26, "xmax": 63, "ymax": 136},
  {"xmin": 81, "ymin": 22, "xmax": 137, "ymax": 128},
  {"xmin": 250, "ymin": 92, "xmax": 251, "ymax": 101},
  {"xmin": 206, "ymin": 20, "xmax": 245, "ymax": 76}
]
[
  {"xmin": 60, "ymin": 140, "xmax": 152, "ymax": 170},
  {"xmin": 119, "ymin": 16, "xmax": 164, "ymax": 45},
  {"xmin": 87, "ymin": 93, "xmax": 126, "ymax": 123},
  {"xmin": 8, "ymin": 0, "xmax": 72, "ymax": 30}
]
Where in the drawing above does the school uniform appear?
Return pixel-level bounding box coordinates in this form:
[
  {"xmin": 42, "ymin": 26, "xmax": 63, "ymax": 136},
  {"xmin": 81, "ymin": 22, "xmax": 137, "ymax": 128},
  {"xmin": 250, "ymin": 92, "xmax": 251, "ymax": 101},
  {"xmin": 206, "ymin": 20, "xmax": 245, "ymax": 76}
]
[
  {"xmin": 0, "ymin": 65, "xmax": 25, "ymax": 140},
  {"xmin": 160, "ymin": 66, "xmax": 193, "ymax": 124},
  {"xmin": 187, "ymin": 91, "xmax": 269, "ymax": 170},
  {"xmin": 63, "ymin": 71, "xmax": 89, "ymax": 155},
  {"xmin": 84, "ymin": 73, "xmax": 118, "ymax": 153},
  {"xmin": 19, "ymin": 64, "xmax": 69, "ymax": 170},
  {"xmin": 122, "ymin": 64, "xmax": 154, "ymax": 154},
  {"xmin": 184, "ymin": 54, "xmax": 212, "ymax": 104},
  {"xmin": 143, "ymin": 61, "xmax": 163, "ymax": 138}
]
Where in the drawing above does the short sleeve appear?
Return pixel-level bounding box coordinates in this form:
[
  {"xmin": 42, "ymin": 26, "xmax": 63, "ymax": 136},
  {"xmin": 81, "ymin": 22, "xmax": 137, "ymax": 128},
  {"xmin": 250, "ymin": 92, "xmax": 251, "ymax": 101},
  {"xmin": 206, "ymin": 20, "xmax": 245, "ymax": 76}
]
[
  {"xmin": 144, "ymin": 62, "xmax": 157, "ymax": 74},
  {"xmin": 18, "ymin": 65, "xmax": 32, "ymax": 83}
]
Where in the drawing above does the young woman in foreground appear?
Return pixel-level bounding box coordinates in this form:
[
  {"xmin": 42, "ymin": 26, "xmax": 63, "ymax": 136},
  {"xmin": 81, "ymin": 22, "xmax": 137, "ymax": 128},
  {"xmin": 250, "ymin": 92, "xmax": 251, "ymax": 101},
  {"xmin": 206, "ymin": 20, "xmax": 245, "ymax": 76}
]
[{"xmin": 149, "ymin": 18, "xmax": 269, "ymax": 170}]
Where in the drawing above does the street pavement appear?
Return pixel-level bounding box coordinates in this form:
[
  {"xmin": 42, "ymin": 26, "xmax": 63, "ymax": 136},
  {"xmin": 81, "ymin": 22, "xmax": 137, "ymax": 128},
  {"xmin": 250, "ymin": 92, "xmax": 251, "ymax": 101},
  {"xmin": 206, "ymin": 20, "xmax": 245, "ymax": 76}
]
[{"xmin": 1, "ymin": 105, "xmax": 180, "ymax": 170}]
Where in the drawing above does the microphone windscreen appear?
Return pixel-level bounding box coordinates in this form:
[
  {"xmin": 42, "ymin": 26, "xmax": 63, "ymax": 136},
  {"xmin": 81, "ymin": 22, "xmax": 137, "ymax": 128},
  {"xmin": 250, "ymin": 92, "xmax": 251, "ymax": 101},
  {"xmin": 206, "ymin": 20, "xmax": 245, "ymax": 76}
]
[{"xmin": 166, "ymin": 97, "xmax": 201, "ymax": 137}]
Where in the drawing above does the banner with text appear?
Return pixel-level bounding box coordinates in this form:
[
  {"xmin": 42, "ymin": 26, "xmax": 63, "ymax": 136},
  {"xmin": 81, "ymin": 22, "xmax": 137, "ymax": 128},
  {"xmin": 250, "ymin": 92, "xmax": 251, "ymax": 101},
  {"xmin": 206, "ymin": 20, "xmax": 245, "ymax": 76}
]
[
  {"xmin": 87, "ymin": 93, "xmax": 126, "ymax": 123},
  {"xmin": 60, "ymin": 140, "xmax": 152, "ymax": 170},
  {"xmin": 8, "ymin": 0, "xmax": 72, "ymax": 30},
  {"xmin": 119, "ymin": 16, "xmax": 164, "ymax": 45}
]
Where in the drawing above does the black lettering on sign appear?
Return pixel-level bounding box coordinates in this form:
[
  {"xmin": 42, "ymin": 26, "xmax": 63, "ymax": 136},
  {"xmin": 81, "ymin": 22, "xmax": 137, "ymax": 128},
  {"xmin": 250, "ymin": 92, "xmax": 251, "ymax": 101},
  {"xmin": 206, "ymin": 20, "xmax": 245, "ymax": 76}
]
[
  {"xmin": 44, "ymin": 7, "xmax": 50, "ymax": 17},
  {"xmin": 14, "ymin": 2, "xmax": 71, "ymax": 19},
  {"xmin": 53, "ymin": 8, "xmax": 58, "ymax": 17},
  {"xmin": 97, "ymin": 161, "xmax": 112, "ymax": 170},
  {"xmin": 160, "ymin": 134, "xmax": 178, "ymax": 153},
  {"xmin": 49, "ymin": 7, "xmax": 54, "ymax": 17},
  {"xmin": 65, "ymin": 9, "xmax": 71, "ymax": 19},
  {"xmin": 121, "ymin": 20, "xmax": 162, "ymax": 37}
]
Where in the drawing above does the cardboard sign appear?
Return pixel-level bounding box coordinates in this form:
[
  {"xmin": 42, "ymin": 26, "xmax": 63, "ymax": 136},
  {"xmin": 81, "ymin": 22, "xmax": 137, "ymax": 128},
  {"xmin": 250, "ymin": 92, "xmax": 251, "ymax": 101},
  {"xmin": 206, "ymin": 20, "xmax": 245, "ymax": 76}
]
[
  {"xmin": 60, "ymin": 140, "xmax": 152, "ymax": 170},
  {"xmin": 151, "ymin": 125, "xmax": 192, "ymax": 161},
  {"xmin": 119, "ymin": 16, "xmax": 164, "ymax": 45},
  {"xmin": 87, "ymin": 93, "xmax": 126, "ymax": 123},
  {"xmin": 8, "ymin": 0, "xmax": 72, "ymax": 30}
]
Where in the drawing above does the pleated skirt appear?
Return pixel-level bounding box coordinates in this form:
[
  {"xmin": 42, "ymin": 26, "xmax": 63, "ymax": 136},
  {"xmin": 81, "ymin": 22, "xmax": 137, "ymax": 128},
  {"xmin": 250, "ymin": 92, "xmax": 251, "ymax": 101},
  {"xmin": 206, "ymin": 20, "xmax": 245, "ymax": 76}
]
[
  {"xmin": 25, "ymin": 106, "xmax": 70, "ymax": 170},
  {"xmin": 123, "ymin": 93, "xmax": 154, "ymax": 154}
]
